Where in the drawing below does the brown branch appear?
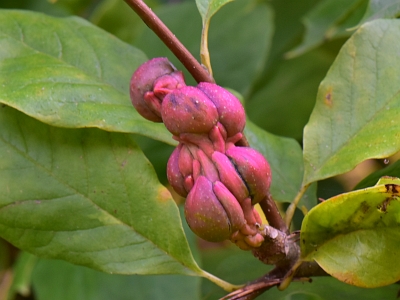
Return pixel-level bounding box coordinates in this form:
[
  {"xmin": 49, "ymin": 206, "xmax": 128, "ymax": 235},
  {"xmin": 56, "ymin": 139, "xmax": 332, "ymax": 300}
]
[
  {"xmin": 124, "ymin": 0, "xmax": 215, "ymax": 84},
  {"xmin": 259, "ymin": 193, "xmax": 288, "ymax": 233},
  {"xmin": 222, "ymin": 261, "xmax": 328, "ymax": 300}
]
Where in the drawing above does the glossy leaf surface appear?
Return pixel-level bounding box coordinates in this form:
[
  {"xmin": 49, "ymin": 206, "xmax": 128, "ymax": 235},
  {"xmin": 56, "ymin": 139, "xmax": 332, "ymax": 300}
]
[
  {"xmin": 301, "ymin": 177, "xmax": 400, "ymax": 287},
  {"xmin": 303, "ymin": 19, "xmax": 400, "ymax": 185},
  {"xmin": 0, "ymin": 10, "xmax": 173, "ymax": 144},
  {"xmin": 0, "ymin": 106, "xmax": 199, "ymax": 276}
]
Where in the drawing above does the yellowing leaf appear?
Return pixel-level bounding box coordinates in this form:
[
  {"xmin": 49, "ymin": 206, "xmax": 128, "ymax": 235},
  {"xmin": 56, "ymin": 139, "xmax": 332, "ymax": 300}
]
[{"xmin": 301, "ymin": 177, "xmax": 400, "ymax": 287}]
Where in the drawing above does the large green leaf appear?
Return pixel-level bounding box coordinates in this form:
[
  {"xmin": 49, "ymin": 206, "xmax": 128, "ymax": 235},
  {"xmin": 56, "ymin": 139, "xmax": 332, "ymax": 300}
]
[
  {"xmin": 286, "ymin": 0, "xmax": 367, "ymax": 58},
  {"xmin": 301, "ymin": 177, "xmax": 400, "ymax": 287},
  {"xmin": 0, "ymin": 10, "xmax": 173, "ymax": 144},
  {"xmin": 0, "ymin": 106, "xmax": 199, "ymax": 276},
  {"xmin": 32, "ymin": 257, "xmax": 201, "ymax": 300},
  {"xmin": 303, "ymin": 19, "xmax": 400, "ymax": 185},
  {"xmin": 134, "ymin": 0, "xmax": 273, "ymax": 96},
  {"xmin": 245, "ymin": 122, "xmax": 316, "ymax": 209}
]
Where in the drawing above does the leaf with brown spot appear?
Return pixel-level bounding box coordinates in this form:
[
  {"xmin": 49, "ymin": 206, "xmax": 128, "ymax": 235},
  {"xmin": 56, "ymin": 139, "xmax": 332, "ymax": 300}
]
[
  {"xmin": 324, "ymin": 86, "xmax": 333, "ymax": 107},
  {"xmin": 301, "ymin": 176, "xmax": 400, "ymax": 288},
  {"xmin": 303, "ymin": 19, "xmax": 400, "ymax": 185}
]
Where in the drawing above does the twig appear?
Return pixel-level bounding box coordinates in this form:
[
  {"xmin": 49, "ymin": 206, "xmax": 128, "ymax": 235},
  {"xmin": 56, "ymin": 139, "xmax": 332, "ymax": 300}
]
[
  {"xmin": 124, "ymin": 0, "xmax": 215, "ymax": 83},
  {"xmin": 259, "ymin": 193, "xmax": 288, "ymax": 233},
  {"xmin": 222, "ymin": 261, "xmax": 328, "ymax": 299}
]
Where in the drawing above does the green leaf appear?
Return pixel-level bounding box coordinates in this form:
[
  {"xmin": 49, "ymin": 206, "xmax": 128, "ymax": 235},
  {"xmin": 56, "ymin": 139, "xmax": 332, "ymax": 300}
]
[
  {"xmin": 356, "ymin": 0, "xmax": 400, "ymax": 26},
  {"xmin": 0, "ymin": 106, "xmax": 199, "ymax": 276},
  {"xmin": 303, "ymin": 19, "xmax": 400, "ymax": 185},
  {"xmin": 0, "ymin": 10, "xmax": 173, "ymax": 145},
  {"xmin": 286, "ymin": 0, "xmax": 367, "ymax": 58},
  {"xmin": 301, "ymin": 177, "xmax": 400, "ymax": 287},
  {"xmin": 245, "ymin": 122, "xmax": 317, "ymax": 209},
  {"xmin": 195, "ymin": 0, "xmax": 234, "ymax": 24},
  {"xmin": 134, "ymin": 0, "xmax": 273, "ymax": 96},
  {"xmin": 32, "ymin": 258, "xmax": 201, "ymax": 300}
]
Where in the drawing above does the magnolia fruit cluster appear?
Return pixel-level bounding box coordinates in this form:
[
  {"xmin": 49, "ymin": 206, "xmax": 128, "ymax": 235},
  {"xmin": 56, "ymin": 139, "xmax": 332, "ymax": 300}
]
[{"xmin": 130, "ymin": 58, "xmax": 272, "ymax": 250}]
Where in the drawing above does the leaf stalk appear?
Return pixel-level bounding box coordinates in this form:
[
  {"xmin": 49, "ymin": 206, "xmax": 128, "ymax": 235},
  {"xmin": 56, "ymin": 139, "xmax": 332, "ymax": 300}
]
[
  {"xmin": 285, "ymin": 183, "xmax": 311, "ymax": 228},
  {"xmin": 200, "ymin": 270, "xmax": 244, "ymax": 292}
]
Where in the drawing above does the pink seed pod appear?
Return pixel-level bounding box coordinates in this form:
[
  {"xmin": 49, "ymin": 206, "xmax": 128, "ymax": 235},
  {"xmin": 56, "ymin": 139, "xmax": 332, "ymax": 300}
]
[
  {"xmin": 184, "ymin": 176, "xmax": 245, "ymax": 242},
  {"xmin": 226, "ymin": 147, "xmax": 271, "ymax": 205},
  {"xmin": 211, "ymin": 151, "xmax": 249, "ymax": 201},
  {"xmin": 178, "ymin": 144, "xmax": 193, "ymax": 178},
  {"xmin": 197, "ymin": 82, "xmax": 245, "ymax": 137},
  {"xmin": 196, "ymin": 149, "xmax": 219, "ymax": 182},
  {"xmin": 153, "ymin": 71, "xmax": 186, "ymax": 100},
  {"xmin": 167, "ymin": 145, "xmax": 187, "ymax": 197},
  {"xmin": 184, "ymin": 176, "xmax": 231, "ymax": 242},
  {"xmin": 161, "ymin": 86, "xmax": 219, "ymax": 136},
  {"xmin": 130, "ymin": 57, "xmax": 185, "ymax": 122},
  {"xmin": 213, "ymin": 181, "xmax": 246, "ymax": 232}
]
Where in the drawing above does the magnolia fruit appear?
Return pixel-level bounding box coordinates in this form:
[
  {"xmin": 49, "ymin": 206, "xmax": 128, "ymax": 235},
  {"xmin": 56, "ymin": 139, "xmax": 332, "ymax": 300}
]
[
  {"xmin": 211, "ymin": 151, "xmax": 249, "ymax": 201},
  {"xmin": 131, "ymin": 58, "xmax": 274, "ymax": 249},
  {"xmin": 130, "ymin": 57, "xmax": 185, "ymax": 122},
  {"xmin": 197, "ymin": 82, "xmax": 245, "ymax": 137},
  {"xmin": 226, "ymin": 147, "xmax": 271, "ymax": 204},
  {"xmin": 166, "ymin": 145, "xmax": 187, "ymax": 197},
  {"xmin": 184, "ymin": 176, "xmax": 245, "ymax": 242},
  {"xmin": 161, "ymin": 86, "xmax": 219, "ymax": 136}
]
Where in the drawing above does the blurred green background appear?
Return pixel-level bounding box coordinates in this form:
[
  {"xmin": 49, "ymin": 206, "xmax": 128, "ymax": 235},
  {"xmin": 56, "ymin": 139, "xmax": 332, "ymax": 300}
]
[{"xmin": 2, "ymin": 0, "xmax": 396, "ymax": 299}]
